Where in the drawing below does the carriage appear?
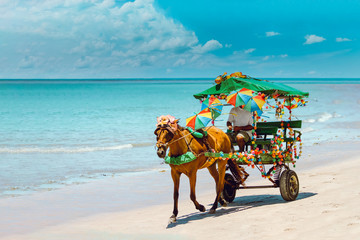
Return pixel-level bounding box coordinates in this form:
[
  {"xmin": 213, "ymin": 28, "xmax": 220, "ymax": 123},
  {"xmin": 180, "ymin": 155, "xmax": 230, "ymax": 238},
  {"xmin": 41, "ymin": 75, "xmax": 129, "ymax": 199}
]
[
  {"xmin": 192, "ymin": 74, "xmax": 309, "ymax": 202},
  {"xmin": 155, "ymin": 73, "xmax": 309, "ymax": 223}
]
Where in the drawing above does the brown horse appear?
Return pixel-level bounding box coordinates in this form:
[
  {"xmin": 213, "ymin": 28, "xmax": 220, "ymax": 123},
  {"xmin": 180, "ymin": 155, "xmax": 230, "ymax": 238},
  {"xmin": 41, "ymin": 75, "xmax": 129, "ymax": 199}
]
[{"xmin": 154, "ymin": 122, "xmax": 232, "ymax": 223}]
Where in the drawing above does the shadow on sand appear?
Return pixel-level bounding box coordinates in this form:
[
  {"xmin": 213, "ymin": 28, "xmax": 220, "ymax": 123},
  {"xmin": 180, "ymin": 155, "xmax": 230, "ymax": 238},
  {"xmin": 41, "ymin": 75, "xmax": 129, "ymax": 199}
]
[{"xmin": 166, "ymin": 192, "xmax": 317, "ymax": 228}]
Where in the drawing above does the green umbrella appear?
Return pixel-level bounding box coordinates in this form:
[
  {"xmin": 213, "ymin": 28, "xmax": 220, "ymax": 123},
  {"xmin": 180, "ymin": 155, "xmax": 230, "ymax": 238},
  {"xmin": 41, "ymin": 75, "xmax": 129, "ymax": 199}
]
[{"xmin": 194, "ymin": 76, "xmax": 309, "ymax": 99}]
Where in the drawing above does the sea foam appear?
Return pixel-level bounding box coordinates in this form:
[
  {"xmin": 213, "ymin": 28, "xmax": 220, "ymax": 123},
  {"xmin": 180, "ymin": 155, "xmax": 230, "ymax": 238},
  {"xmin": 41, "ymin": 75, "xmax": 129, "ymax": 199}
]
[{"xmin": 0, "ymin": 144, "xmax": 133, "ymax": 154}]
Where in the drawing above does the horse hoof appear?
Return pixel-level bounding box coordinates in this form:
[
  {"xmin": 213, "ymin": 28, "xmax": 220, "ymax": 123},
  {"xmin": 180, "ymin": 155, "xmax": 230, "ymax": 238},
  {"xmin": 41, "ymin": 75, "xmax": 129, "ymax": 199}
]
[
  {"xmin": 209, "ymin": 209, "xmax": 216, "ymax": 214},
  {"xmin": 219, "ymin": 198, "xmax": 226, "ymax": 206},
  {"xmin": 169, "ymin": 215, "xmax": 177, "ymax": 223},
  {"xmin": 198, "ymin": 205, "xmax": 206, "ymax": 212}
]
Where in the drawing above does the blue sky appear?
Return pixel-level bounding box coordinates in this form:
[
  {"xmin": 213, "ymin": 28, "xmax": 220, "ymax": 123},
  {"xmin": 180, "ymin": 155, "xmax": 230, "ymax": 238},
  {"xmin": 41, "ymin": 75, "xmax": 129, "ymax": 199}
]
[{"xmin": 0, "ymin": 0, "xmax": 359, "ymax": 78}]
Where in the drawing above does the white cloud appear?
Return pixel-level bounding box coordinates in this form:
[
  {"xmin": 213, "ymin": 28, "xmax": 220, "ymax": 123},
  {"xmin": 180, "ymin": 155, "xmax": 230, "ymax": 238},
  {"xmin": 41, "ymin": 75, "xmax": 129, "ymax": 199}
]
[
  {"xmin": 192, "ymin": 39, "xmax": 223, "ymax": 53},
  {"xmin": 266, "ymin": 31, "xmax": 280, "ymax": 37},
  {"xmin": 263, "ymin": 54, "xmax": 286, "ymax": 61},
  {"xmin": 0, "ymin": 0, "xmax": 224, "ymax": 77},
  {"xmin": 304, "ymin": 34, "xmax": 326, "ymax": 45},
  {"xmin": 174, "ymin": 59, "xmax": 186, "ymax": 67},
  {"xmin": 336, "ymin": 37, "xmax": 351, "ymax": 42},
  {"xmin": 97, "ymin": 0, "xmax": 115, "ymax": 8},
  {"xmin": 74, "ymin": 56, "xmax": 95, "ymax": 69},
  {"xmin": 308, "ymin": 70, "xmax": 316, "ymax": 75},
  {"xmin": 244, "ymin": 48, "xmax": 256, "ymax": 54},
  {"xmin": 225, "ymin": 43, "xmax": 232, "ymax": 48}
]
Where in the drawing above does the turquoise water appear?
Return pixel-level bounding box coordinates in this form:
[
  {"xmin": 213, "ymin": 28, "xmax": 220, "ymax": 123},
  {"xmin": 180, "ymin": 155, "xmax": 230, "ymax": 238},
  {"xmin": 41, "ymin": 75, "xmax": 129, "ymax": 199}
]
[{"xmin": 0, "ymin": 79, "xmax": 359, "ymax": 197}]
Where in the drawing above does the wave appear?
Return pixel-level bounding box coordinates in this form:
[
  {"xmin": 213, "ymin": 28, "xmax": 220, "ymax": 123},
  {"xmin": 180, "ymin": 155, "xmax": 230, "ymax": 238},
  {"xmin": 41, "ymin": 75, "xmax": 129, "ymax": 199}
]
[
  {"xmin": 132, "ymin": 142, "xmax": 154, "ymax": 148},
  {"xmin": 318, "ymin": 112, "xmax": 333, "ymax": 122},
  {"xmin": 302, "ymin": 127, "xmax": 316, "ymax": 133},
  {"xmin": 0, "ymin": 144, "xmax": 133, "ymax": 154},
  {"xmin": 304, "ymin": 112, "xmax": 341, "ymax": 124},
  {"xmin": 0, "ymin": 141, "xmax": 156, "ymax": 154}
]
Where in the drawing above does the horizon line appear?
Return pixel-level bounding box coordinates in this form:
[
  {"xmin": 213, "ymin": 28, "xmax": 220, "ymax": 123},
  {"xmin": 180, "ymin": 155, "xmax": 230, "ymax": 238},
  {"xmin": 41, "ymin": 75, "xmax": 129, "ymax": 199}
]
[{"xmin": 1, "ymin": 77, "xmax": 360, "ymax": 81}]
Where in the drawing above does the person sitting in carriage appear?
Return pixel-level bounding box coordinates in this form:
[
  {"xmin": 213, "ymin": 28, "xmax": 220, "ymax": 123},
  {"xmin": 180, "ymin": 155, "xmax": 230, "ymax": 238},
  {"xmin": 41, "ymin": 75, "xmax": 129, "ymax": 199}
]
[{"xmin": 226, "ymin": 105, "xmax": 254, "ymax": 152}]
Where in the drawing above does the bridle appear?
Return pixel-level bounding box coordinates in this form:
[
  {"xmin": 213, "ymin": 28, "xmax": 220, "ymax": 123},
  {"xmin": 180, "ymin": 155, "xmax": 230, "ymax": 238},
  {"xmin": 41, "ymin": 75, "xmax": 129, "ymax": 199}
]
[
  {"xmin": 154, "ymin": 124, "xmax": 202, "ymax": 157},
  {"xmin": 154, "ymin": 125, "xmax": 172, "ymax": 151},
  {"xmin": 155, "ymin": 124, "xmax": 193, "ymax": 146}
]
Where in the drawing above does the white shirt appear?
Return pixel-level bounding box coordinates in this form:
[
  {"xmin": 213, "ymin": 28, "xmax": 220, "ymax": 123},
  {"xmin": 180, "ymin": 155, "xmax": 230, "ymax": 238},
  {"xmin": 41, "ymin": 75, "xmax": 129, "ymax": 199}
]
[{"xmin": 227, "ymin": 107, "xmax": 253, "ymax": 136}]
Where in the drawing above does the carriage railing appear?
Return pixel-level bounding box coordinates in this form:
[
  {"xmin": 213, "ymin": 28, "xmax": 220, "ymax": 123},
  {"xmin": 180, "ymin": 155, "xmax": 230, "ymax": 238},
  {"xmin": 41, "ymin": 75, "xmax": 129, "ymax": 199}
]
[{"xmin": 204, "ymin": 120, "xmax": 302, "ymax": 179}]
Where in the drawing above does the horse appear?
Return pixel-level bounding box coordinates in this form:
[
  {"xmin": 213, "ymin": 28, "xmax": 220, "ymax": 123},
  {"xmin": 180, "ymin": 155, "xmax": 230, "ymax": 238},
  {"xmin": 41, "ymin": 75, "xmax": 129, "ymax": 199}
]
[{"xmin": 154, "ymin": 120, "xmax": 232, "ymax": 223}]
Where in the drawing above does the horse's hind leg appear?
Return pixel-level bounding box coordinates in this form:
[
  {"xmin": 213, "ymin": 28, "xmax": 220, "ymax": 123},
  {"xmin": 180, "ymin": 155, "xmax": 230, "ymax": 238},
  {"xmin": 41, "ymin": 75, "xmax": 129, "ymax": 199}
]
[
  {"xmin": 188, "ymin": 171, "xmax": 206, "ymax": 212},
  {"xmin": 170, "ymin": 168, "xmax": 181, "ymax": 223},
  {"xmin": 217, "ymin": 159, "xmax": 227, "ymax": 204}
]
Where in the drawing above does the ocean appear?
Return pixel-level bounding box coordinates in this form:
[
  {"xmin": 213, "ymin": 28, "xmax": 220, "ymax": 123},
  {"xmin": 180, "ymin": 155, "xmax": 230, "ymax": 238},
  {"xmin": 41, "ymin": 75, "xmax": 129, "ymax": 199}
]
[{"xmin": 0, "ymin": 79, "xmax": 359, "ymax": 198}]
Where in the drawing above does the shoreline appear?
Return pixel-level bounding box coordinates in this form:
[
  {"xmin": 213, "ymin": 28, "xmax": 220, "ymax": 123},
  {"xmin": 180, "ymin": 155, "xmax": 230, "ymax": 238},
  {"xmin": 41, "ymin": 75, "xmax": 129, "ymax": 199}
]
[
  {"xmin": 1, "ymin": 140, "xmax": 359, "ymax": 239},
  {"xmin": 1, "ymin": 140, "xmax": 356, "ymax": 200}
]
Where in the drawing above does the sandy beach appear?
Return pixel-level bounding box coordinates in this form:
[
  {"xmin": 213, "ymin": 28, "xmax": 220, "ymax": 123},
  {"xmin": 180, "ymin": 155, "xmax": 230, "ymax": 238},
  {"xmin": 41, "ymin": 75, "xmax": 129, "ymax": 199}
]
[
  {"xmin": 1, "ymin": 0, "xmax": 360, "ymax": 239},
  {"xmin": 1, "ymin": 141, "xmax": 359, "ymax": 240}
]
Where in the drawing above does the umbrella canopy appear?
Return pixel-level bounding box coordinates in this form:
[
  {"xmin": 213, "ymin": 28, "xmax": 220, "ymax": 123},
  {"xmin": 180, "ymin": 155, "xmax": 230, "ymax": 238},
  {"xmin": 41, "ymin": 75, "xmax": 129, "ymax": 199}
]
[
  {"xmin": 186, "ymin": 109, "xmax": 213, "ymax": 130},
  {"xmin": 244, "ymin": 94, "xmax": 266, "ymax": 115},
  {"xmin": 284, "ymin": 97, "xmax": 306, "ymax": 110},
  {"xmin": 194, "ymin": 77, "xmax": 309, "ymax": 99},
  {"xmin": 284, "ymin": 98, "xmax": 298, "ymax": 110},
  {"xmin": 201, "ymin": 96, "xmax": 223, "ymax": 119},
  {"xmin": 226, "ymin": 88, "xmax": 253, "ymax": 107}
]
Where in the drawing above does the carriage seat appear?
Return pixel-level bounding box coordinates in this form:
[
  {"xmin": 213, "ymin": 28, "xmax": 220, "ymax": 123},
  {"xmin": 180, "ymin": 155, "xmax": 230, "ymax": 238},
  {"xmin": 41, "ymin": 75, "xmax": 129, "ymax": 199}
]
[{"xmin": 230, "ymin": 120, "xmax": 302, "ymax": 151}]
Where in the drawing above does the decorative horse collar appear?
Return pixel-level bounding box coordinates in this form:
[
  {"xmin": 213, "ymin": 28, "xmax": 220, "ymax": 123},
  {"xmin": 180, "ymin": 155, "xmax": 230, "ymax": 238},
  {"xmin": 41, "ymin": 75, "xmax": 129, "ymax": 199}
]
[{"xmin": 164, "ymin": 152, "xmax": 197, "ymax": 165}]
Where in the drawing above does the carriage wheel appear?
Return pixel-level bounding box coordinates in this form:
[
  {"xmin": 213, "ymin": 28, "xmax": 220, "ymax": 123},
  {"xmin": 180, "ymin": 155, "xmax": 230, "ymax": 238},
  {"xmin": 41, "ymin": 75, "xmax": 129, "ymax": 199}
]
[
  {"xmin": 279, "ymin": 170, "xmax": 299, "ymax": 201},
  {"xmin": 222, "ymin": 173, "xmax": 236, "ymax": 203}
]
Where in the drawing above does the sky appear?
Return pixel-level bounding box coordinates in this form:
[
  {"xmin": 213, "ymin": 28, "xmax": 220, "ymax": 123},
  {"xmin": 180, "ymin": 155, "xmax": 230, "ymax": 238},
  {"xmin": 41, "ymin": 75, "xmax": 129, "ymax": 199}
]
[{"xmin": 0, "ymin": 0, "xmax": 359, "ymax": 79}]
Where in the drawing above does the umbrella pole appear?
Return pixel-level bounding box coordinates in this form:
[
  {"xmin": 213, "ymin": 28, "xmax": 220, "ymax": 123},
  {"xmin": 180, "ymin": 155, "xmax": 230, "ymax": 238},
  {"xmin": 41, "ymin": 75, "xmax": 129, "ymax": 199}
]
[
  {"xmin": 288, "ymin": 96, "xmax": 292, "ymax": 121},
  {"xmin": 252, "ymin": 112, "xmax": 257, "ymax": 150}
]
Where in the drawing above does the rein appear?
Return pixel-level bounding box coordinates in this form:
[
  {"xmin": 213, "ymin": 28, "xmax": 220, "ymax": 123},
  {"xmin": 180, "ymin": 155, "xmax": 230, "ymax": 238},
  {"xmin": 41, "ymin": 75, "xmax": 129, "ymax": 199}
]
[
  {"xmin": 170, "ymin": 129, "xmax": 206, "ymax": 158},
  {"xmin": 156, "ymin": 128, "xmax": 205, "ymax": 158},
  {"xmin": 167, "ymin": 130, "xmax": 193, "ymax": 147},
  {"xmin": 155, "ymin": 129, "xmax": 192, "ymax": 149}
]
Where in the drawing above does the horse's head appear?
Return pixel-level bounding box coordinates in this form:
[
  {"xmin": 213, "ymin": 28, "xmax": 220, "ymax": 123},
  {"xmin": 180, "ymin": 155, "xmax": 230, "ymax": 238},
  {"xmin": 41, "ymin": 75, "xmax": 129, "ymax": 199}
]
[{"xmin": 154, "ymin": 124, "xmax": 176, "ymax": 158}]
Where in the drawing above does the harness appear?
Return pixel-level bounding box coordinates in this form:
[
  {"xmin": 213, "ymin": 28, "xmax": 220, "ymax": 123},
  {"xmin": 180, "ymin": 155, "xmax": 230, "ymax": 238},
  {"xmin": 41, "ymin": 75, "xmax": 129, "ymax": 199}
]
[
  {"xmin": 155, "ymin": 128, "xmax": 192, "ymax": 149},
  {"xmin": 156, "ymin": 127, "xmax": 215, "ymax": 168},
  {"xmin": 156, "ymin": 128, "xmax": 198, "ymax": 155},
  {"xmin": 164, "ymin": 151, "xmax": 197, "ymax": 165}
]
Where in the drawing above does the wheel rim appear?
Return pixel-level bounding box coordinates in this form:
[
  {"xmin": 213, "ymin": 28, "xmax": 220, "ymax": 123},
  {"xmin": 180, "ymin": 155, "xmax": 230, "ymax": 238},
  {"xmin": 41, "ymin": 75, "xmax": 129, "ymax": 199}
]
[{"xmin": 289, "ymin": 175, "xmax": 298, "ymax": 195}]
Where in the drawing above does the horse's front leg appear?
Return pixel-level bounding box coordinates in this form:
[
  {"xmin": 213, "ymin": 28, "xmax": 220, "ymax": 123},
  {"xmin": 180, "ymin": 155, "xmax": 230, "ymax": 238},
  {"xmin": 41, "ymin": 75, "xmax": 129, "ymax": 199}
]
[
  {"xmin": 209, "ymin": 160, "xmax": 227, "ymax": 213},
  {"xmin": 188, "ymin": 170, "xmax": 206, "ymax": 212},
  {"xmin": 170, "ymin": 168, "xmax": 181, "ymax": 223}
]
